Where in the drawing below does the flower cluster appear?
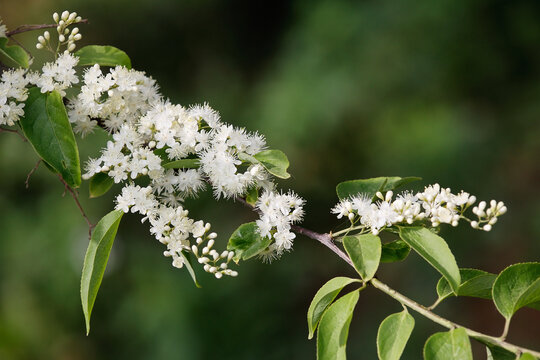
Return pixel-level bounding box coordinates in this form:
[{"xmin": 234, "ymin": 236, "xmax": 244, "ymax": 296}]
[
  {"xmin": 36, "ymin": 11, "xmax": 83, "ymax": 53},
  {"xmin": 255, "ymin": 191, "xmax": 305, "ymax": 262},
  {"xmin": 0, "ymin": 69, "xmax": 28, "ymax": 126},
  {"xmin": 0, "ymin": 18, "xmax": 7, "ymax": 38},
  {"xmin": 332, "ymin": 183, "xmax": 506, "ymax": 235}
]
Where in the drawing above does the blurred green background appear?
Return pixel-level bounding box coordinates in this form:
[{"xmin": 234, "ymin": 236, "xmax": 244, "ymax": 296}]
[{"xmin": 1, "ymin": 0, "xmax": 540, "ymax": 359}]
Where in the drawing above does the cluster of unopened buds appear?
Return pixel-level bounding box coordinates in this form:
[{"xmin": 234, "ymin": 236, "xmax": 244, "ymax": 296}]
[
  {"xmin": 36, "ymin": 11, "xmax": 82, "ymax": 53},
  {"xmin": 331, "ymin": 183, "xmax": 506, "ymax": 235},
  {"xmin": 471, "ymin": 200, "xmax": 507, "ymax": 232},
  {"xmin": 191, "ymin": 231, "xmax": 238, "ymax": 279}
]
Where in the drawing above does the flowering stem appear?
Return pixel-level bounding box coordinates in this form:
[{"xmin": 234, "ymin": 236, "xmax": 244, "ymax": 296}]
[
  {"xmin": 289, "ymin": 224, "xmax": 540, "ymax": 358},
  {"xmin": 6, "ymin": 19, "xmax": 88, "ymax": 37}
]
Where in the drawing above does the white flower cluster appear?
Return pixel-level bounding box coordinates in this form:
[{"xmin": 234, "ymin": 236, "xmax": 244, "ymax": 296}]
[
  {"xmin": 68, "ymin": 64, "xmax": 160, "ymax": 136},
  {"xmin": 36, "ymin": 11, "xmax": 83, "ymax": 53},
  {"xmin": 255, "ymin": 191, "xmax": 305, "ymax": 262},
  {"xmin": 115, "ymin": 185, "xmax": 237, "ymax": 278},
  {"xmin": 0, "ymin": 10, "xmax": 306, "ymax": 278},
  {"xmin": 0, "ymin": 69, "xmax": 28, "ymax": 126},
  {"xmin": 332, "ymin": 183, "xmax": 506, "ymax": 235}
]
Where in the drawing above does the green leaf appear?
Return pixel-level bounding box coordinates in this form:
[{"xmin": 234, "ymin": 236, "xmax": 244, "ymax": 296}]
[
  {"xmin": 179, "ymin": 251, "xmax": 201, "ymax": 288},
  {"xmin": 399, "ymin": 227, "xmax": 461, "ymax": 294},
  {"xmin": 307, "ymin": 277, "xmax": 360, "ymax": 340},
  {"xmin": 381, "ymin": 240, "xmax": 411, "ymax": 263},
  {"xmin": 343, "ymin": 234, "xmax": 381, "ymax": 281},
  {"xmin": 336, "ymin": 176, "xmax": 421, "ymax": 200},
  {"xmin": 519, "ymin": 354, "xmax": 537, "ymax": 360},
  {"xmin": 20, "ymin": 88, "xmax": 81, "ymax": 188},
  {"xmin": 245, "ymin": 186, "xmax": 259, "ymax": 206},
  {"xmin": 75, "ymin": 45, "xmax": 132, "ymax": 68},
  {"xmin": 253, "ymin": 149, "xmax": 290, "ymax": 179},
  {"xmin": 227, "ymin": 222, "xmax": 272, "ymax": 262},
  {"xmin": 317, "ymin": 290, "xmax": 360, "ymax": 360},
  {"xmin": 81, "ymin": 210, "xmax": 123, "ymax": 335},
  {"xmin": 162, "ymin": 158, "xmax": 200, "ymax": 169},
  {"xmin": 0, "ymin": 37, "xmax": 30, "ymax": 68},
  {"xmin": 436, "ymin": 269, "xmax": 496, "ymax": 303},
  {"xmin": 377, "ymin": 309, "xmax": 415, "ymax": 360},
  {"xmin": 423, "ymin": 328, "xmax": 473, "ymax": 360},
  {"xmin": 493, "ymin": 262, "xmax": 540, "ymax": 320},
  {"xmin": 89, "ymin": 172, "xmax": 114, "ymax": 198},
  {"xmin": 484, "ymin": 344, "xmax": 517, "ymax": 360}
]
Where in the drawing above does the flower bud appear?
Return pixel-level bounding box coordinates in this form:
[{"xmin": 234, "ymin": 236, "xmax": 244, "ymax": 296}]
[
  {"xmin": 53, "ymin": 12, "xmax": 59, "ymax": 22},
  {"xmin": 191, "ymin": 245, "xmax": 198, "ymax": 255},
  {"xmin": 215, "ymin": 272, "xmax": 223, "ymax": 279},
  {"xmin": 68, "ymin": 43, "xmax": 76, "ymax": 52},
  {"xmin": 59, "ymin": 34, "xmax": 65, "ymax": 42},
  {"xmin": 74, "ymin": 34, "xmax": 82, "ymax": 41},
  {"xmin": 38, "ymin": 36, "xmax": 46, "ymax": 44},
  {"xmin": 36, "ymin": 43, "xmax": 43, "ymax": 49},
  {"xmin": 208, "ymin": 232, "xmax": 217, "ymax": 239},
  {"xmin": 44, "ymin": 31, "xmax": 50, "ymax": 40},
  {"xmin": 61, "ymin": 11, "xmax": 69, "ymax": 21},
  {"xmin": 483, "ymin": 224, "xmax": 492, "ymax": 232}
]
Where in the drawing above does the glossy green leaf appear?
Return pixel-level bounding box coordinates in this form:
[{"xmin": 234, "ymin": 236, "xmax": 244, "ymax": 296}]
[
  {"xmin": 484, "ymin": 344, "xmax": 516, "ymax": 360},
  {"xmin": 89, "ymin": 172, "xmax": 114, "ymax": 198},
  {"xmin": 381, "ymin": 240, "xmax": 411, "ymax": 263},
  {"xmin": 436, "ymin": 269, "xmax": 496, "ymax": 302},
  {"xmin": 307, "ymin": 277, "xmax": 360, "ymax": 339},
  {"xmin": 343, "ymin": 234, "xmax": 381, "ymax": 281},
  {"xmin": 20, "ymin": 87, "xmax": 81, "ymax": 188},
  {"xmin": 336, "ymin": 176, "xmax": 421, "ymax": 200},
  {"xmin": 162, "ymin": 158, "xmax": 200, "ymax": 169},
  {"xmin": 377, "ymin": 309, "xmax": 415, "ymax": 360},
  {"xmin": 75, "ymin": 45, "xmax": 132, "ymax": 68},
  {"xmin": 399, "ymin": 227, "xmax": 461, "ymax": 294},
  {"xmin": 493, "ymin": 262, "xmax": 540, "ymax": 320},
  {"xmin": 423, "ymin": 328, "xmax": 472, "ymax": 360},
  {"xmin": 227, "ymin": 222, "xmax": 272, "ymax": 262},
  {"xmin": 179, "ymin": 251, "xmax": 201, "ymax": 288},
  {"xmin": 0, "ymin": 37, "xmax": 30, "ymax": 68},
  {"xmin": 253, "ymin": 149, "xmax": 290, "ymax": 179},
  {"xmin": 317, "ymin": 290, "xmax": 359, "ymax": 360},
  {"xmin": 245, "ymin": 186, "xmax": 259, "ymax": 206},
  {"xmin": 81, "ymin": 210, "xmax": 123, "ymax": 335}
]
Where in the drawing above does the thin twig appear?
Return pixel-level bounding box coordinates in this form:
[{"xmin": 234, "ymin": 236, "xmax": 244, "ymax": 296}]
[
  {"xmin": 0, "ymin": 126, "xmax": 27, "ymax": 141},
  {"xmin": 57, "ymin": 174, "xmax": 95, "ymax": 238},
  {"xmin": 6, "ymin": 19, "xmax": 89, "ymax": 37},
  {"xmin": 25, "ymin": 159, "xmax": 41, "ymax": 188},
  {"xmin": 285, "ymin": 222, "xmax": 540, "ymax": 357}
]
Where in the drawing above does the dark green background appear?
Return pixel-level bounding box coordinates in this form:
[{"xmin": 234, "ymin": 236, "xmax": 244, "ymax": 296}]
[{"xmin": 1, "ymin": 0, "xmax": 539, "ymax": 358}]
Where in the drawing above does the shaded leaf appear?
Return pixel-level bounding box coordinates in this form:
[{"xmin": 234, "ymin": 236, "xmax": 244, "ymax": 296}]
[
  {"xmin": 436, "ymin": 269, "xmax": 496, "ymax": 302},
  {"xmin": 81, "ymin": 210, "xmax": 123, "ymax": 335},
  {"xmin": 253, "ymin": 149, "xmax": 290, "ymax": 179},
  {"xmin": 245, "ymin": 186, "xmax": 259, "ymax": 206},
  {"xmin": 343, "ymin": 234, "xmax": 381, "ymax": 281},
  {"xmin": 317, "ymin": 290, "xmax": 359, "ymax": 360},
  {"xmin": 399, "ymin": 227, "xmax": 460, "ymax": 294},
  {"xmin": 381, "ymin": 240, "xmax": 411, "ymax": 263},
  {"xmin": 75, "ymin": 45, "xmax": 131, "ymax": 68},
  {"xmin": 336, "ymin": 176, "xmax": 421, "ymax": 200},
  {"xmin": 20, "ymin": 87, "xmax": 81, "ymax": 188},
  {"xmin": 227, "ymin": 222, "xmax": 272, "ymax": 262},
  {"xmin": 89, "ymin": 172, "xmax": 114, "ymax": 198},
  {"xmin": 377, "ymin": 309, "xmax": 415, "ymax": 360},
  {"xmin": 423, "ymin": 328, "xmax": 472, "ymax": 360},
  {"xmin": 493, "ymin": 262, "xmax": 540, "ymax": 320},
  {"xmin": 479, "ymin": 339, "xmax": 517, "ymax": 360},
  {"xmin": 0, "ymin": 37, "xmax": 30, "ymax": 68},
  {"xmin": 307, "ymin": 277, "xmax": 360, "ymax": 339},
  {"xmin": 162, "ymin": 158, "xmax": 200, "ymax": 169}
]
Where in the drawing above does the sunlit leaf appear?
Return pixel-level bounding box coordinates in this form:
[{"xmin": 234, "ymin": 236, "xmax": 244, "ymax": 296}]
[
  {"xmin": 253, "ymin": 149, "xmax": 290, "ymax": 179},
  {"xmin": 307, "ymin": 277, "xmax": 360, "ymax": 339},
  {"xmin": 343, "ymin": 234, "xmax": 381, "ymax": 281},
  {"xmin": 317, "ymin": 290, "xmax": 360, "ymax": 360},
  {"xmin": 423, "ymin": 328, "xmax": 472, "ymax": 360},
  {"xmin": 436, "ymin": 269, "xmax": 496, "ymax": 303},
  {"xmin": 377, "ymin": 309, "xmax": 415, "ymax": 360},
  {"xmin": 81, "ymin": 210, "xmax": 123, "ymax": 335},
  {"xmin": 75, "ymin": 45, "xmax": 132, "ymax": 68}
]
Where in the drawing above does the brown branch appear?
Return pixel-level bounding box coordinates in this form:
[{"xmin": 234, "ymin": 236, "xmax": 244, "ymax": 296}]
[
  {"xmin": 57, "ymin": 174, "xmax": 95, "ymax": 238},
  {"xmin": 25, "ymin": 159, "xmax": 41, "ymax": 188},
  {"xmin": 6, "ymin": 19, "xmax": 89, "ymax": 37},
  {"xmin": 0, "ymin": 126, "xmax": 27, "ymax": 141}
]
